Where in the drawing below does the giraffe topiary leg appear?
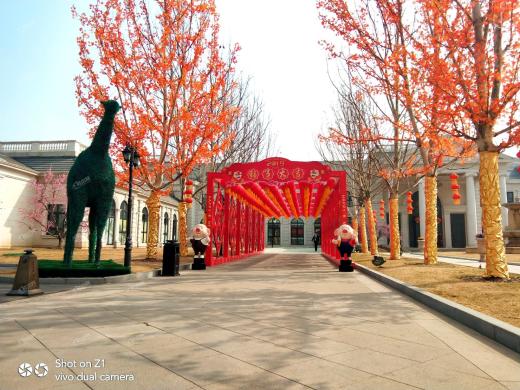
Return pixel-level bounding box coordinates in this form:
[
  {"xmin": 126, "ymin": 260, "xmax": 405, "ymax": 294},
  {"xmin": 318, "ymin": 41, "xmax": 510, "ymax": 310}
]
[
  {"xmin": 94, "ymin": 202, "xmax": 111, "ymax": 263},
  {"xmin": 64, "ymin": 194, "xmax": 88, "ymax": 266},
  {"xmin": 88, "ymin": 207, "xmax": 98, "ymax": 263}
]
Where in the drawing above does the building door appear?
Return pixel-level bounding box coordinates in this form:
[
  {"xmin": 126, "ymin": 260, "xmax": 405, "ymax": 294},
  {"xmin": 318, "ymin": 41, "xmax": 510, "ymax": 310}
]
[
  {"xmin": 408, "ymin": 192, "xmax": 420, "ymax": 247},
  {"xmin": 450, "ymin": 213, "xmax": 467, "ymax": 248},
  {"xmin": 290, "ymin": 218, "xmax": 304, "ymax": 245},
  {"xmin": 267, "ymin": 218, "xmax": 280, "ymax": 246},
  {"xmin": 105, "ymin": 200, "xmax": 115, "ymax": 245}
]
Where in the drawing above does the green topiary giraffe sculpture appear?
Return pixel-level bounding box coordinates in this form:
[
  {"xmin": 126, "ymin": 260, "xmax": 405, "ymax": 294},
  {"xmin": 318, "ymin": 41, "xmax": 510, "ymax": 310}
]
[{"xmin": 63, "ymin": 100, "xmax": 121, "ymax": 265}]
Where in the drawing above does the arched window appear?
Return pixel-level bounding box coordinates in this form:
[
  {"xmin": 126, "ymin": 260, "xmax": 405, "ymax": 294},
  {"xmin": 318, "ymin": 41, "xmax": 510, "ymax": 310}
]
[
  {"xmin": 314, "ymin": 218, "xmax": 321, "ymax": 235},
  {"xmin": 119, "ymin": 201, "xmax": 128, "ymax": 244},
  {"xmin": 291, "ymin": 218, "xmax": 304, "ymax": 245},
  {"xmin": 163, "ymin": 212, "xmax": 170, "ymax": 243},
  {"xmin": 106, "ymin": 199, "xmax": 116, "ymax": 245},
  {"xmin": 267, "ymin": 218, "xmax": 280, "ymax": 246},
  {"xmin": 141, "ymin": 207, "xmax": 149, "ymax": 243},
  {"xmin": 172, "ymin": 213, "xmax": 178, "ymax": 241}
]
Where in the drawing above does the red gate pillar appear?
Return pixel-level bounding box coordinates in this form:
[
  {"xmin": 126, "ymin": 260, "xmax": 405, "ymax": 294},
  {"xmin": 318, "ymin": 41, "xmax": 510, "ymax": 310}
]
[
  {"xmin": 205, "ymin": 173, "xmax": 215, "ymax": 266},
  {"xmin": 223, "ymin": 191, "xmax": 230, "ymax": 261},
  {"xmin": 235, "ymin": 202, "xmax": 242, "ymax": 258}
]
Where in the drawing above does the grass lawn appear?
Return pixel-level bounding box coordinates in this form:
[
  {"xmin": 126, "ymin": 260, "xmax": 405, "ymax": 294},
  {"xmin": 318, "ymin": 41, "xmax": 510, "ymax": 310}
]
[{"xmin": 354, "ymin": 252, "xmax": 520, "ymax": 328}]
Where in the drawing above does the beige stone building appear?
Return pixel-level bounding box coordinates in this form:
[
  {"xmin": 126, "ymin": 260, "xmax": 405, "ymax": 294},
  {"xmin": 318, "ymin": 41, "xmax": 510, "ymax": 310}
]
[{"xmin": 0, "ymin": 140, "xmax": 178, "ymax": 249}]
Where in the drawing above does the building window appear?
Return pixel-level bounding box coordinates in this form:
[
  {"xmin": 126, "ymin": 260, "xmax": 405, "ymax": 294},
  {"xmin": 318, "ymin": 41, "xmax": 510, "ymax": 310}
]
[
  {"xmin": 347, "ymin": 192, "xmax": 353, "ymax": 207},
  {"xmin": 507, "ymin": 191, "xmax": 514, "ymax": 203},
  {"xmin": 47, "ymin": 204, "xmax": 65, "ymax": 236},
  {"xmin": 267, "ymin": 218, "xmax": 281, "ymax": 246},
  {"xmin": 314, "ymin": 218, "xmax": 321, "ymax": 234},
  {"xmin": 163, "ymin": 212, "xmax": 170, "ymax": 243},
  {"xmin": 172, "ymin": 213, "xmax": 178, "ymax": 241},
  {"xmin": 291, "ymin": 218, "xmax": 304, "ymax": 245},
  {"xmin": 141, "ymin": 207, "xmax": 149, "ymax": 243},
  {"xmin": 106, "ymin": 200, "xmax": 115, "ymax": 245},
  {"xmin": 119, "ymin": 201, "xmax": 128, "ymax": 244}
]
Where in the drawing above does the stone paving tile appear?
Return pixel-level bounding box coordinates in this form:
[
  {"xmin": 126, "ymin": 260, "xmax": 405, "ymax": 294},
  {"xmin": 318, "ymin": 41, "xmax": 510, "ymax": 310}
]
[
  {"xmin": 417, "ymin": 318, "xmax": 520, "ymax": 382},
  {"xmin": 324, "ymin": 348, "xmax": 420, "ymax": 376},
  {"xmin": 272, "ymin": 357, "xmax": 375, "ymax": 390},
  {"xmin": 503, "ymin": 382, "xmax": 520, "ymax": 390},
  {"xmin": 343, "ymin": 376, "xmax": 422, "ymax": 390},
  {"xmin": 383, "ymin": 362, "xmax": 506, "ymax": 390}
]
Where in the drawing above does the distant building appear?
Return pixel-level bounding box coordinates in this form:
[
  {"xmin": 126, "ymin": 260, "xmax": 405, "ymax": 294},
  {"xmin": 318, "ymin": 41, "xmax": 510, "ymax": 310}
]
[{"xmin": 0, "ymin": 140, "xmax": 178, "ymax": 249}]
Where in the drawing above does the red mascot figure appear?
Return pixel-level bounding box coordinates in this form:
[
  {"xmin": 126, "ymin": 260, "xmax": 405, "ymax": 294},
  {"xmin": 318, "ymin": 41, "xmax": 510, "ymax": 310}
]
[
  {"xmin": 332, "ymin": 224, "xmax": 357, "ymax": 272},
  {"xmin": 190, "ymin": 224, "xmax": 210, "ymax": 270}
]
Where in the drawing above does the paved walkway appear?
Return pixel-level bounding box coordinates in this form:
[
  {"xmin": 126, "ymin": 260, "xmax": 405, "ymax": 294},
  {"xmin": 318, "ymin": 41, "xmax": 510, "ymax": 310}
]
[{"xmin": 1, "ymin": 253, "xmax": 520, "ymax": 389}]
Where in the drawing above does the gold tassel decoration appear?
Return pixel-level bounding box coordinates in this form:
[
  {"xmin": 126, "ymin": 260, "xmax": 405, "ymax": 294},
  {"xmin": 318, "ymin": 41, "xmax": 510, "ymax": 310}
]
[
  {"xmin": 179, "ymin": 202, "xmax": 189, "ymax": 257},
  {"xmin": 365, "ymin": 199, "xmax": 379, "ymax": 255},
  {"xmin": 424, "ymin": 175, "xmax": 438, "ymax": 265},
  {"xmin": 479, "ymin": 151, "xmax": 509, "ymax": 278},
  {"xmin": 359, "ymin": 206, "xmax": 369, "ymax": 253},
  {"xmin": 389, "ymin": 196, "xmax": 401, "ymax": 260}
]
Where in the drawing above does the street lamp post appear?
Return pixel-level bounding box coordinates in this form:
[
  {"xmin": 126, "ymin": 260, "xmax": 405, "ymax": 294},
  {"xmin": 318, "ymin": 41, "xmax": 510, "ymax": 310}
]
[{"xmin": 122, "ymin": 145, "xmax": 140, "ymax": 268}]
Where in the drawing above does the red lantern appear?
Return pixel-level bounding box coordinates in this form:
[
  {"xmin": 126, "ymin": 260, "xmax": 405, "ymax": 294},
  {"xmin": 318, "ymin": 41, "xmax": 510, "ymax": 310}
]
[
  {"xmin": 184, "ymin": 179, "xmax": 195, "ymax": 207},
  {"xmin": 450, "ymin": 173, "xmax": 461, "ymax": 205},
  {"xmin": 406, "ymin": 191, "xmax": 413, "ymax": 215},
  {"xmin": 379, "ymin": 199, "xmax": 385, "ymax": 219}
]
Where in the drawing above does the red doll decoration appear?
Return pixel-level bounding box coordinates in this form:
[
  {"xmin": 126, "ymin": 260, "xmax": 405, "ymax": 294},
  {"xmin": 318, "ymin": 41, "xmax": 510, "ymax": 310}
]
[{"xmin": 332, "ymin": 224, "xmax": 358, "ymax": 272}]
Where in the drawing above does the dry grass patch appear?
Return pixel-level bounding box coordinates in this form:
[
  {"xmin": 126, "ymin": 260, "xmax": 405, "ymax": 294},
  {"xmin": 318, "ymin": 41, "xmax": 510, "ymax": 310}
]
[{"xmin": 354, "ymin": 252, "xmax": 520, "ymax": 328}]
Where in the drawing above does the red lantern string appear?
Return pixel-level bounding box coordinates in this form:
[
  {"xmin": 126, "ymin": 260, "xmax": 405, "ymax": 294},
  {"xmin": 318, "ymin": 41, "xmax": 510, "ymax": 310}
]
[
  {"xmin": 450, "ymin": 173, "xmax": 461, "ymax": 205},
  {"xmin": 406, "ymin": 191, "xmax": 413, "ymax": 215}
]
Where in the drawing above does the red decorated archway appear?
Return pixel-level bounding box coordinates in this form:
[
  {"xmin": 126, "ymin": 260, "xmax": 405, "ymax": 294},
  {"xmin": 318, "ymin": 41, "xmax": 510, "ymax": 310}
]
[{"xmin": 205, "ymin": 157, "xmax": 347, "ymax": 265}]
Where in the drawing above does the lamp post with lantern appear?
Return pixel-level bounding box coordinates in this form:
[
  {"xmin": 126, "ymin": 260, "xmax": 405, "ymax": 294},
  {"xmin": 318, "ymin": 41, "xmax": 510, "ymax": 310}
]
[{"xmin": 122, "ymin": 145, "xmax": 140, "ymax": 268}]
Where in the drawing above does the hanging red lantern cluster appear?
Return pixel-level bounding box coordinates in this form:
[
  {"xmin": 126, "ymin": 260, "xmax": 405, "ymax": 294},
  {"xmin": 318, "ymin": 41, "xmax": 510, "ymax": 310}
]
[
  {"xmin": 184, "ymin": 179, "xmax": 194, "ymax": 207},
  {"xmin": 379, "ymin": 199, "xmax": 385, "ymax": 219},
  {"xmin": 406, "ymin": 191, "xmax": 413, "ymax": 214},
  {"xmin": 450, "ymin": 173, "xmax": 461, "ymax": 205}
]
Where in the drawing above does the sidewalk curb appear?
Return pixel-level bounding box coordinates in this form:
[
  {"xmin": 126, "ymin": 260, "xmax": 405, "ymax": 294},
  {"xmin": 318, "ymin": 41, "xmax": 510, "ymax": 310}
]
[
  {"xmin": 354, "ymin": 263, "xmax": 520, "ymax": 354},
  {"xmin": 0, "ymin": 264, "xmax": 193, "ymax": 285}
]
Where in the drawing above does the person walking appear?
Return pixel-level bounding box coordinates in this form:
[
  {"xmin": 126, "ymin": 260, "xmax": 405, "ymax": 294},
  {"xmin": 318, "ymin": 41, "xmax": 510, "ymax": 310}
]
[{"xmin": 312, "ymin": 232, "xmax": 320, "ymax": 252}]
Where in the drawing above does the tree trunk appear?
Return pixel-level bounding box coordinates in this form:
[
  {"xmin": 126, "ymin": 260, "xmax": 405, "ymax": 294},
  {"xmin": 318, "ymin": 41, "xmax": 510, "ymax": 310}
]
[
  {"xmin": 351, "ymin": 212, "xmax": 358, "ymax": 233},
  {"xmin": 365, "ymin": 198, "xmax": 379, "ymax": 255},
  {"xmin": 424, "ymin": 175, "xmax": 438, "ymax": 264},
  {"xmin": 389, "ymin": 195, "xmax": 401, "ymax": 260},
  {"xmin": 146, "ymin": 190, "xmax": 161, "ymax": 259},
  {"xmin": 359, "ymin": 206, "xmax": 369, "ymax": 253},
  {"xmin": 178, "ymin": 202, "xmax": 189, "ymax": 256},
  {"xmin": 479, "ymin": 151, "xmax": 509, "ymax": 278}
]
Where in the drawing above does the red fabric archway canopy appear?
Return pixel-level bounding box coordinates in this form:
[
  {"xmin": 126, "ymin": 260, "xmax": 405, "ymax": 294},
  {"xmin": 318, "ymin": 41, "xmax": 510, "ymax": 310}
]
[{"xmin": 205, "ymin": 157, "xmax": 348, "ymax": 265}]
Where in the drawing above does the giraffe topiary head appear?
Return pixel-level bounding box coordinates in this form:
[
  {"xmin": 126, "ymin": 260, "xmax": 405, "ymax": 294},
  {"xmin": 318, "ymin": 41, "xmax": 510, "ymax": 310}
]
[{"xmin": 101, "ymin": 100, "xmax": 121, "ymax": 115}]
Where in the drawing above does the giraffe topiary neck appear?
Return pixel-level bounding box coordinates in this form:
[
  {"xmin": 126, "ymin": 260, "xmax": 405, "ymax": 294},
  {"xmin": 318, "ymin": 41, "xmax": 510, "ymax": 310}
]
[{"xmin": 90, "ymin": 102, "xmax": 119, "ymax": 155}]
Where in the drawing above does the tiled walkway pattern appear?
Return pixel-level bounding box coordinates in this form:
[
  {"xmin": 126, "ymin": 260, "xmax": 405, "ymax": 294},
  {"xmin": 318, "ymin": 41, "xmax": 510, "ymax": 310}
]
[{"xmin": 1, "ymin": 252, "xmax": 520, "ymax": 389}]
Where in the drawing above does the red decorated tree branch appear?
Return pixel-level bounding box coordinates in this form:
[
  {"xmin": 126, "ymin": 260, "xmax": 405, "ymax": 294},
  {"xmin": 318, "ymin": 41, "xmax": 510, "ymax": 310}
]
[{"xmin": 73, "ymin": 0, "xmax": 239, "ymax": 259}]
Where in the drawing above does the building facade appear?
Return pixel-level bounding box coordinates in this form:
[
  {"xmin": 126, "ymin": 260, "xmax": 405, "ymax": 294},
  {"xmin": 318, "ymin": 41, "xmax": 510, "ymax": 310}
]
[{"xmin": 0, "ymin": 140, "xmax": 178, "ymax": 249}]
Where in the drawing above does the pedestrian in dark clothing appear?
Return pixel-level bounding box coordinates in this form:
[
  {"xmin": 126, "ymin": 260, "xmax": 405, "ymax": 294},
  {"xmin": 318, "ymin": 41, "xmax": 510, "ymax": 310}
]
[{"xmin": 312, "ymin": 233, "xmax": 320, "ymax": 252}]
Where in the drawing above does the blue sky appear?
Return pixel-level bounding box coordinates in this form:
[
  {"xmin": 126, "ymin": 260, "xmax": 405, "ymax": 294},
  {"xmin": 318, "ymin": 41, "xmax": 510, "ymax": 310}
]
[
  {"xmin": 0, "ymin": 0, "xmax": 86, "ymax": 143},
  {"xmin": 0, "ymin": 0, "xmax": 336, "ymax": 160}
]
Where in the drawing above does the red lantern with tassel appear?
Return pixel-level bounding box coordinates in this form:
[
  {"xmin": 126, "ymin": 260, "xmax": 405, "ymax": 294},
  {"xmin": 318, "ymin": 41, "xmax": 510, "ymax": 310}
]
[
  {"xmin": 184, "ymin": 179, "xmax": 194, "ymax": 208},
  {"xmin": 406, "ymin": 191, "xmax": 413, "ymax": 214},
  {"xmin": 379, "ymin": 199, "xmax": 385, "ymax": 219},
  {"xmin": 450, "ymin": 173, "xmax": 461, "ymax": 205}
]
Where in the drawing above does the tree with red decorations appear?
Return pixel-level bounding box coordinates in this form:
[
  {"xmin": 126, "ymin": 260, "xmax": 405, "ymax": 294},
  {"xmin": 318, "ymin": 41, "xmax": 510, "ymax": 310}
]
[
  {"xmin": 317, "ymin": 0, "xmax": 475, "ymax": 263},
  {"xmin": 74, "ymin": 0, "xmax": 239, "ymax": 259}
]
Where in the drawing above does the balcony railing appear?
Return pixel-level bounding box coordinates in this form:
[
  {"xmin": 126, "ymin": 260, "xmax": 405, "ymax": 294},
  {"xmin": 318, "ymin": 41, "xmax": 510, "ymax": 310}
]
[{"xmin": 0, "ymin": 141, "xmax": 86, "ymax": 155}]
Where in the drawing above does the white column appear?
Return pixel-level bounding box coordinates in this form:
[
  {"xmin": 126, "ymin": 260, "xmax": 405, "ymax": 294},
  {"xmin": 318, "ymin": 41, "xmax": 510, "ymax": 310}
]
[
  {"xmin": 465, "ymin": 173, "xmax": 478, "ymax": 247},
  {"xmin": 113, "ymin": 207, "xmax": 120, "ymax": 248},
  {"xmin": 418, "ymin": 179, "xmax": 426, "ymax": 239},
  {"xmin": 500, "ymin": 174, "xmax": 508, "ymax": 226}
]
